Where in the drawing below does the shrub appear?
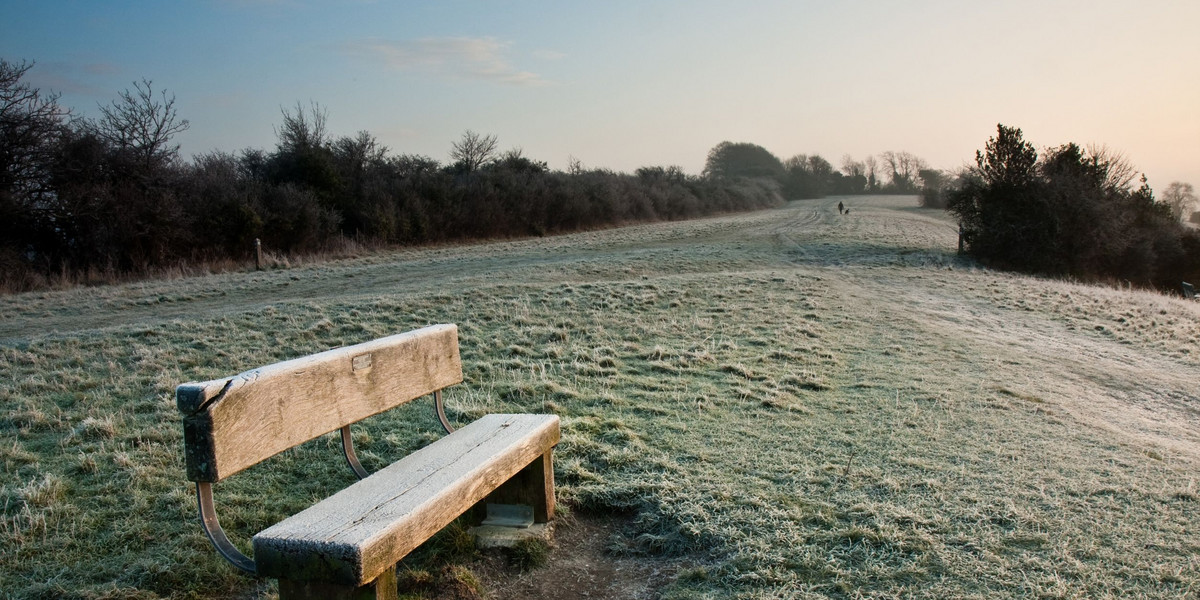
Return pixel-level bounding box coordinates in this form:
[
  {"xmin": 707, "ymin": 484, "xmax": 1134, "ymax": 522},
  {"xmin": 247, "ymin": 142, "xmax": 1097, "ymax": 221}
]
[
  {"xmin": 702, "ymin": 141, "xmax": 784, "ymax": 181},
  {"xmin": 0, "ymin": 66, "xmax": 785, "ymax": 290},
  {"xmin": 948, "ymin": 124, "xmax": 1197, "ymax": 290}
]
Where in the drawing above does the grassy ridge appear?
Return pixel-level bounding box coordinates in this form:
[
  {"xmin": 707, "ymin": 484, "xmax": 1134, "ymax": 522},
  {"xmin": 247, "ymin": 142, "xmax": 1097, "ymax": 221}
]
[{"xmin": 2, "ymin": 196, "xmax": 1198, "ymax": 598}]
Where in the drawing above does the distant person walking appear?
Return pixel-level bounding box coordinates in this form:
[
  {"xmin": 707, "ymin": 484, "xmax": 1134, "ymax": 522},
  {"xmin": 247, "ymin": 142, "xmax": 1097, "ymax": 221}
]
[{"xmin": 837, "ymin": 201, "xmax": 844, "ymax": 214}]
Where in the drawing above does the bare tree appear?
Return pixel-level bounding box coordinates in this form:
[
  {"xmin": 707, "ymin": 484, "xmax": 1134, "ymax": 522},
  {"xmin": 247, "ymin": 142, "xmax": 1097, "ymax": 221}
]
[
  {"xmin": 499, "ymin": 146, "xmax": 525, "ymax": 162},
  {"xmin": 271, "ymin": 102, "xmax": 338, "ymax": 194},
  {"xmin": 1, "ymin": 59, "xmax": 66, "ymax": 202},
  {"xmin": 838, "ymin": 154, "xmax": 867, "ymax": 193},
  {"xmin": 567, "ymin": 154, "xmax": 585, "ymax": 175},
  {"xmin": 879, "ymin": 150, "xmax": 928, "ymax": 192},
  {"xmin": 332, "ymin": 130, "xmax": 387, "ymax": 171},
  {"xmin": 275, "ymin": 101, "xmax": 329, "ymax": 154},
  {"xmin": 332, "ymin": 130, "xmax": 387, "ymax": 197},
  {"xmin": 783, "ymin": 154, "xmax": 809, "ymax": 172},
  {"xmin": 1161, "ymin": 181, "xmax": 1197, "ymax": 222},
  {"xmin": 840, "ymin": 154, "xmax": 864, "ymax": 178},
  {"xmin": 863, "ymin": 155, "xmax": 879, "ymax": 191},
  {"xmin": 880, "ymin": 151, "xmax": 899, "ymax": 180},
  {"xmin": 95, "ymin": 79, "xmax": 189, "ymax": 168},
  {"xmin": 1085, "ymin": 144, "xmax": 1138, "ymax": 192},
  {"xmin": 450, "ymin": 130, "xmax": 499, "ymax": 172}
]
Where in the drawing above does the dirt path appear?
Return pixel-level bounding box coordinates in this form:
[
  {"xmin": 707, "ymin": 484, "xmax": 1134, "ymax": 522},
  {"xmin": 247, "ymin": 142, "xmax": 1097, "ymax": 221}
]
[{"xmin": 479, "ymin": 515, "xmax": 684, "ymax": 600}]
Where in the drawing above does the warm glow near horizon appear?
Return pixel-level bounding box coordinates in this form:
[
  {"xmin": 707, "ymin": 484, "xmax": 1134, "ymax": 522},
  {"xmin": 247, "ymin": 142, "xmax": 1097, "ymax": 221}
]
[{"xmin": 2, "ymin": 0, "xmax": 1196, "ymax": 189}]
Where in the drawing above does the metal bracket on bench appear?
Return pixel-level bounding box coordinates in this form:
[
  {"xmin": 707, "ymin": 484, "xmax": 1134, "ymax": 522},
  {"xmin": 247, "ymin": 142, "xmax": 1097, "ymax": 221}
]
[
  {"xmin": 434, "ymin": 389, "xmax": 455, "ymax": 434},
  {"xmin": 340, "ymin": 425, "xmax": 370, "ymax": 480},
  {"xmin": 196, "ymin": 482, "xmax": 256, "ymax": 574},
  {"xmin": 339, "ymin": 390, "xmax": 453, "ymax": 483}
]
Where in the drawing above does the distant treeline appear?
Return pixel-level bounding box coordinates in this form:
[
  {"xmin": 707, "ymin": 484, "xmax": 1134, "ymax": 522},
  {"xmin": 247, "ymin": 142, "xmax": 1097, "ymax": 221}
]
[
  {"xmin": 0, "ymin": 60, "xmax": 782, "ymax": 291},
  {"xmin": 700, "ymin": 141, "xmax": 938, "ymax": 199},
  {"xmin": 948, "ymin": 124, "xmax": 1200, "ymax": 291}
]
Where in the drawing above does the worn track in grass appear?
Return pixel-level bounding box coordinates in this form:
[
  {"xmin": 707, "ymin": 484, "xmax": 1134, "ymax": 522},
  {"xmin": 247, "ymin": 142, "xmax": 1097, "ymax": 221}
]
[
  {"xmin": 0, "ymin": 197, "xmax": 948, "ymax": 341},
  {"xmin": 13, "ymin": 194, "xmax": 1184, "ymax": 467}
]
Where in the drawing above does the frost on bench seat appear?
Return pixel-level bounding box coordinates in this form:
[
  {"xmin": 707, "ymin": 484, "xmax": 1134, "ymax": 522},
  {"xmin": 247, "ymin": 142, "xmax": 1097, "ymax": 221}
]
[{"xmin": 252, "ymin": 413, "xmax": 559, "ymax": 586}]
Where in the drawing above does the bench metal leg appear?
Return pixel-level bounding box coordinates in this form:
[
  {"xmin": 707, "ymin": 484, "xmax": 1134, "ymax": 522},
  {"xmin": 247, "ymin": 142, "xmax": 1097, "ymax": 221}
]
[
  {"xmin": 278, "ymin": 565, "xmax": 397, "ymax": 600},
  {"xmin": 196, "ymin": 482, "xmax": 256, "ymax": 574}
]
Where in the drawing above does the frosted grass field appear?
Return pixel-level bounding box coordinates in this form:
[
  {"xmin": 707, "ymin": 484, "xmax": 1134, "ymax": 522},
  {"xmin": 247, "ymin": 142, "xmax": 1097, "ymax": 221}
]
[{"xmin": 2, "ymin": 196, "xmax": 1198, "ymax": 598}]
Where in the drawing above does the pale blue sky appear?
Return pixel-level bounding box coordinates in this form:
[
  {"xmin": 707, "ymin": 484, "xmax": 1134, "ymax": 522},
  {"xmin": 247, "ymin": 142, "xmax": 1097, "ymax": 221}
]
[{"xmin": 2, "ymin": 1, "xmax": 1197, "ymax": 188}]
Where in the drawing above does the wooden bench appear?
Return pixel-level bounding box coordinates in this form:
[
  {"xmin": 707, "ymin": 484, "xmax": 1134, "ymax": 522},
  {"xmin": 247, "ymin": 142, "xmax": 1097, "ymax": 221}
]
[
  {"xmin": 1183, "ymin": 281, "xmax": 1196, "ymax": 299},
  {"xmin": 176, "ymin": 324, "xmax": 559, "ymax": 600}
]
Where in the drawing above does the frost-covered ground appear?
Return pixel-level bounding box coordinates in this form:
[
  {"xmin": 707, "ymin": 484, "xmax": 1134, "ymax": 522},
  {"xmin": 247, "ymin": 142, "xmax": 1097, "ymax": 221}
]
[{"xmin": 3, "ymin": 195, "xmax": 1197, "ymax": 599}]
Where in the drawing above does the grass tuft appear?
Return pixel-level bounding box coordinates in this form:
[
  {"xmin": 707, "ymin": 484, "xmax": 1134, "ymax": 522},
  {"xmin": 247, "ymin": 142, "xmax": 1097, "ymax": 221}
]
[
  {"xmin": 506, "ymin": 536, "xmax": 551, "ymax": 571},
  {"xmin": 72, "ymin": 416, "xmax": 117, "ymax": 440},
  {"xmin": 17, "ymin": 472, "xmax": 65, "ymax": 508}
]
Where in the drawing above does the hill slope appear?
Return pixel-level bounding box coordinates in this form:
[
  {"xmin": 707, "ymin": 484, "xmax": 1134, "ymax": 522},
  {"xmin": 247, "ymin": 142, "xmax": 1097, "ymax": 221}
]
[{"xmin": 2, "ymin": 195, "xmax": 1197, "ymax": 598}]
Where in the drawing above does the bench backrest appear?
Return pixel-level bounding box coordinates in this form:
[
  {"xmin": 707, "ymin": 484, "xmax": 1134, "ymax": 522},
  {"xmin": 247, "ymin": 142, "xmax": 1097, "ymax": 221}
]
[{"xmin": 177, "ymin": 324, "xmax": 462, "ymax": 482}]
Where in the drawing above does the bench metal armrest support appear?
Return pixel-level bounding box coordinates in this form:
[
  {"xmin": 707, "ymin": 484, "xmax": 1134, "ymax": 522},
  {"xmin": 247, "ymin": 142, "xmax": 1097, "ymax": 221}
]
[
  {"xmin": 434, "ymin": 389, "xmax": 455, "ymax": 434},
  {"xmin": 340, "ymin": 390, "xmax": 455, "ymax": 481},
  {"xmin": 340, "ymin": 425, "xmax": 370, "ymax": 480},
  {"xmin": 196, "ymin": 482, "xmax": 256, "ymax": 574},
  {"xmin": 196, "ymin": 388, "xmax": 457, "ymax": 575}
]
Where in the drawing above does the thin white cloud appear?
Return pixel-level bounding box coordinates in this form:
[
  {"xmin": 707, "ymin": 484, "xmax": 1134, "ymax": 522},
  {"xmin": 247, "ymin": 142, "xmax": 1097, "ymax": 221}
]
[
  {"xmin": 24, "ymin": 61, "xmax": 119, "ymax": 95},
  {"xmin": 532, "ymin": 49, "xmax": 567, "ymax": 61},
  {"xmin": 345, "ymin": 37, "xmax": 549, "ymax": 86},
  {"xmin": 83, "ymin": 63, "xmax": 121, "ymax": 76}
]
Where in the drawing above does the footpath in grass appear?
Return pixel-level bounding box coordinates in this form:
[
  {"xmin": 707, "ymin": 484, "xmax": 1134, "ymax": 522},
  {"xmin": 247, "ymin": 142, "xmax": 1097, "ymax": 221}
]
[{"xmin": 2, "ymin": 196, "xmax": 1198, "ymax": 599}]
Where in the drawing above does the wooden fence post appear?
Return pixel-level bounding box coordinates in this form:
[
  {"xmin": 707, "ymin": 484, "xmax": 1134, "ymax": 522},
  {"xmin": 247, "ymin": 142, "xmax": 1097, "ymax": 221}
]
[{"xmin": 255, "ymin": 238, "xmax": 263, "ymax": 270}]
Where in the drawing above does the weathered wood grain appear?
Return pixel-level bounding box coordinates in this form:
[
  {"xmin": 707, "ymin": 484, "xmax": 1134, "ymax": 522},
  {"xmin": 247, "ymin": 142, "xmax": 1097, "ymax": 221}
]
[
  {"xmin": 178, "ymin": 324, "xmax": 462, "ymax": 482},
  {"xmin": 253, "ymin": 413, "xmax": 560, "ymax": 586}
]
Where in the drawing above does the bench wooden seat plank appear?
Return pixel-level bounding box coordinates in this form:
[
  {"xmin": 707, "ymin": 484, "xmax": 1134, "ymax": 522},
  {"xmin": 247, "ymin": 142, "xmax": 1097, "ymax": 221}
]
[{"xmin": 253, "ymin": 413, "xmax": 559, "ymax": 586}]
